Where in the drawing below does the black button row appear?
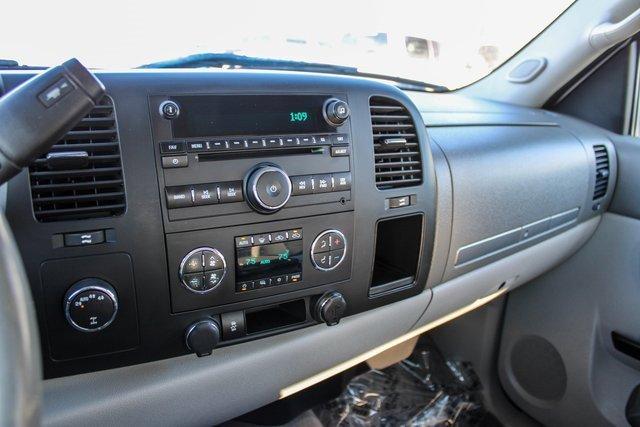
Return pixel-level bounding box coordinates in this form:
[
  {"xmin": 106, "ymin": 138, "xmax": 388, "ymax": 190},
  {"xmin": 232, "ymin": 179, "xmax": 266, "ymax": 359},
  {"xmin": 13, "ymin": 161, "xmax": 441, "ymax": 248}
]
[
  {"xmin": 236, "ymin": 272, "xmax": 302, "ymax": 293},
  {"xmin": 235, "ymin": 228, "xmax": 302, "ymax": 248},
  {"xmin": 183, "ymin": 270, "xmax": 224, "ymax": 292},
  {"xmin": 290, "ymin": 172, "xmax": 351, "ymax": 196},
  {"xmin": 160, "ymin": 134, "xmax": 349, "ymax": 154},
  {"xmin": 166, "ymin": 181, "xmax": 243, "ymax": 209}
]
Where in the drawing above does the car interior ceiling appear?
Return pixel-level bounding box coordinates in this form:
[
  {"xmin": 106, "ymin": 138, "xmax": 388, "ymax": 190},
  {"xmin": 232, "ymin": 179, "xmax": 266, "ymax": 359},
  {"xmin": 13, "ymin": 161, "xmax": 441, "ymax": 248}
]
[{"xmin": 5, "ymin": 1, "xmax": 640, "ymax": 426}]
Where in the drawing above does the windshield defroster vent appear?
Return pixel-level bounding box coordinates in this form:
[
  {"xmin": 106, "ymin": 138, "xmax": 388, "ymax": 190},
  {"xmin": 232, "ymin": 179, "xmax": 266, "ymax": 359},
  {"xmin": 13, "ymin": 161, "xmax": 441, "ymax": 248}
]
[
  {"xmin": 592, "ymin": 145, "xmax": 609, "ymax": 200},
  {"xmin": 29, "ymin": 96, "xmax": 126, "ymax": 222},
  {"xmin": 370, "ymin": 96, "xmax": 422, "ymax": 189}
]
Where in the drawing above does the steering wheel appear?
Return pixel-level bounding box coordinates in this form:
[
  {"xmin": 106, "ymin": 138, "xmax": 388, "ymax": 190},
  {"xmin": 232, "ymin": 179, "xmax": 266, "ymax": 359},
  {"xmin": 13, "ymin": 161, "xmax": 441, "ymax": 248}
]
[{"xmin": 0, "ymin": 211, "xmax": 41, "ymax": 426}]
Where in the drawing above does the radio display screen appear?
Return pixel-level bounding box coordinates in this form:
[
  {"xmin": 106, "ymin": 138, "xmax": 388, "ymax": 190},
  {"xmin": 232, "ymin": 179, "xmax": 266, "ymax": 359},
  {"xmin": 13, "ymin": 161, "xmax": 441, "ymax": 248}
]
[
  {"xmin": 171, "ymin": 95, "xmax": 336, "ymax": 138},
  {"xmin": 236, "ymin": 240, "xmax": 303, "ymax": 283}
]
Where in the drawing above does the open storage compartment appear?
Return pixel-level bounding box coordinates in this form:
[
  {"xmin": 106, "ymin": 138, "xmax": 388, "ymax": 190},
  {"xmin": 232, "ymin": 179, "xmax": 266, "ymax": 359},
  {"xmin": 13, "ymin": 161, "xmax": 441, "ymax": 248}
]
[
  {"xmin": 245, "ymin": 299, "xmax": 307, "ymax": 335},
  {"xmin": 370, "ymin": 214, "xmax": 422, "ymax": 296}
]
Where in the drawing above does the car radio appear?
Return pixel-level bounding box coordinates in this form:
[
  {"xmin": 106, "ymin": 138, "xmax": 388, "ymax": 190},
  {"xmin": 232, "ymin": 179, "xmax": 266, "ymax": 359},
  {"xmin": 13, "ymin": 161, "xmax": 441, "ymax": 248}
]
[
  {"xmin": 150, "ymin": 94, "xmax": 353, "ymax": 223},
  {"xmin": 150, "ymin": 94, "xmax": 355, "ymax": 313}
]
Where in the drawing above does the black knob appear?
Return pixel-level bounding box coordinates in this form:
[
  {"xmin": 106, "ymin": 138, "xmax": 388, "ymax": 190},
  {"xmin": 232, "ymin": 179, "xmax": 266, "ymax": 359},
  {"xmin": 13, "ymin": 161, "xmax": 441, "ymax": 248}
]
[
  {"xmin": 323, "ymin": 98, "xmax": 350, "ymax": 126},
  {"xmin": 185, "ymin": 319, "xmax": 220, "ymax": 357},
  {"xmin": 63, "ymin": 278, "xmax": 118, "ymax": 332},
  {"xmin": 159, "ymin": 100, "xmax": 180, "ymax": 119},
  {"xmin": 245, "ymin": 164, "xmax": 292, "ymax": 214},
  {"xmin": 314, "ymin": 292, "xmax": 347, "ymax": 326}
]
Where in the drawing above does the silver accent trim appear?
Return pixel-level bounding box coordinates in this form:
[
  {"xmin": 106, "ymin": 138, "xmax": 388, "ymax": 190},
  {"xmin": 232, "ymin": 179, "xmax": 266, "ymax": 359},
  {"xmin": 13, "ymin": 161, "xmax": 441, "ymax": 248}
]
[
  {"xmin": 310, "ymin": 229, "xmax": 347, "ymax": 271},
  {"xmin": 179, "ymin": 247, "xmax": 227, "ymax": 294},
  {"xmin": 64, "ymin": 285, "xmax": 118, "ymax": 333},
  {"xmin": 248, "ymin": 166, "xmax": 292, "ymax": 212}
]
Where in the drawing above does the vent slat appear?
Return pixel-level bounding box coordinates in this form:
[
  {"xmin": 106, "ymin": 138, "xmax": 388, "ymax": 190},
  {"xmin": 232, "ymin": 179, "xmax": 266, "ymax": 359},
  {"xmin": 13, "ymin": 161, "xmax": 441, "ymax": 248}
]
[
  {"xmin": 370, "ymin": 97, "xmax": 423, "ymax": 189},
  {"xmin": 592, "ymin": 145, "xmax": 609, "ymax": 201},
  {"xmin": 28, "ymin": 96, "xmax": 126, "ymax": 222}
]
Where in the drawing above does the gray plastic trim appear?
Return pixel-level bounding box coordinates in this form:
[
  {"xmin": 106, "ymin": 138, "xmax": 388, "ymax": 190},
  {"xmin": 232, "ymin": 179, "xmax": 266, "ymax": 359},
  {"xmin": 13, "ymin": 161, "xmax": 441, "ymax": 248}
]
[
  {"xmin": 413, "ymin": 216, "xmax": 599, "ymax": 330},
  {"xmin": 42, "ymin": 290, "xmax": 430, "ymax": 427}
]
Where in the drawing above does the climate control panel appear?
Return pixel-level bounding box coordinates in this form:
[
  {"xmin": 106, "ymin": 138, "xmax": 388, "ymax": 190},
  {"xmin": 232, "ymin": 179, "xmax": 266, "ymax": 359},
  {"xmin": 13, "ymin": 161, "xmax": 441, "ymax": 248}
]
[{"xmin": 179, "ymin": 247, "xmax": 228, "ymax": 293}]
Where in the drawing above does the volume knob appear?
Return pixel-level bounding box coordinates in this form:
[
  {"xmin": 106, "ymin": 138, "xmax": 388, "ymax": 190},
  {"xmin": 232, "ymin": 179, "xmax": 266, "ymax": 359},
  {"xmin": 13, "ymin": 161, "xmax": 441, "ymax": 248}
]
[{"xmin": 245, "ymin": 164, "xmax": 292, "ymax": 214}]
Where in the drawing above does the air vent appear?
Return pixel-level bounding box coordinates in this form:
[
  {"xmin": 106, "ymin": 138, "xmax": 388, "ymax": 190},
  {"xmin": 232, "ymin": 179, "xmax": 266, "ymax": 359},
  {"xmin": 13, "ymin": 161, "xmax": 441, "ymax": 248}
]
[
  {"xmin": 593, "ymin": 145, "xmax": 609, "ymax": 200},
  {"xmin": 370, "ymin": 96, "xmax": 422, "ymax": 189},
  {"xmin": 29, "ymin": 97, "xmax": 126, "ymax": 222}
]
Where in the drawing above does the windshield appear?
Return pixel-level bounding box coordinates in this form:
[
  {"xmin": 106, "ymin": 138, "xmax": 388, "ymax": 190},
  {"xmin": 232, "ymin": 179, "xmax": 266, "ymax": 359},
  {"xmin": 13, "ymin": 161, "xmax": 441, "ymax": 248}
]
[{"xmin": 2, "ymin": 0, "xmax": 573, "ymax": 90}]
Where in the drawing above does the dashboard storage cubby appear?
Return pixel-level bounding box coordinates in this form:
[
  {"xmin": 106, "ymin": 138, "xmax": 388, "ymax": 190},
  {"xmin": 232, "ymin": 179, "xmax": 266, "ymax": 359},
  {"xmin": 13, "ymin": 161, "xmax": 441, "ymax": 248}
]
[{"xmin": 370, "ymin": 214, "xmax": 423, "ymax": 296}]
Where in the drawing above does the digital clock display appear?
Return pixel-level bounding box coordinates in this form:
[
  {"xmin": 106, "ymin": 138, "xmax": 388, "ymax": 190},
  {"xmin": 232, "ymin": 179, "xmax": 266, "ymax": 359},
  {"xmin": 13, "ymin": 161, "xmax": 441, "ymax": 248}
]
[
  {"xmin": 171, "ymin": 95, "xmax": 336, "ymax": 138},
  {"xmin": 290, "ymin": 112, "xmax": 309, "ymax": 122}
]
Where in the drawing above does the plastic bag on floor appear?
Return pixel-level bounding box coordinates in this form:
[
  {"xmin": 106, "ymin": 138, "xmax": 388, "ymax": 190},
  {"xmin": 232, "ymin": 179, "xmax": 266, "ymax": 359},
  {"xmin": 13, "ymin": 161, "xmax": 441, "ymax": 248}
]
[{"xmin": 314, "ymin": 337, "xmax": 489, "ymax": 427}]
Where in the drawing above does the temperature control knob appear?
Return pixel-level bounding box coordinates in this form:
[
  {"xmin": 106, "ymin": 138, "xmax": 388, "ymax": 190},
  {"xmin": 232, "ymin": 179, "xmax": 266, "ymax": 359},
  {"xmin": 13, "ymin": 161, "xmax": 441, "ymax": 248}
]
[
  {"xmin": 63, "ymin": 278, "xmax": 118, "ymax": 332},
  {"xmin": 185, "ymin": 319, "xmax": 220, "ymax": 357},
  {"xmin": 314, "ymin": 292, "xmax": 347, "ymax": 326},
  {"xmin": 245, "ymin": 164, "xmax": 292, "ymax": 214},
  {"xmin": 323, "ymin": 98, "xmax": 350, "ymax": 126}
]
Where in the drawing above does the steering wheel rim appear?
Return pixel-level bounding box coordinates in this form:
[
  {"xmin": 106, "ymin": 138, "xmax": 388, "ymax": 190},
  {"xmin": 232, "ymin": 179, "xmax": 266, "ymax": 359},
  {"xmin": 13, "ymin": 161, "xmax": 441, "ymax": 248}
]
[{"xmin": 0, "ymin": 211, "xmax": 41, "ymax": 426}]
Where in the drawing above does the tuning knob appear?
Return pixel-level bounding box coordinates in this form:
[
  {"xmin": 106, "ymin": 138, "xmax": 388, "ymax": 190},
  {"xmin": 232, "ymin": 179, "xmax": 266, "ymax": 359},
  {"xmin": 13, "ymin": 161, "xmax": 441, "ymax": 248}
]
[
  {"xmin": 313, "ymin": 292, "xmax": 347, "ymax": 326},
  {"xmin": 323, "ymin": 98, "xmax": 350, "ymax": 126},
  {"xmin": 185, "ymin": 319, "xmax": 220, "ymax": 357},
  {"xmin": 245, "ymin": 164, "xmax": 292, "ymax": 214}
]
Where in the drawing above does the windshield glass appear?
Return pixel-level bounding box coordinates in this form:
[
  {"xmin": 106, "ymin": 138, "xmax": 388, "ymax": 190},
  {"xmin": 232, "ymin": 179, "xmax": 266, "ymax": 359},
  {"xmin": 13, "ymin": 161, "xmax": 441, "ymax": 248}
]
[{"xmin": 2, "ymin": 0, "xmax": 573, "ymax": 90}]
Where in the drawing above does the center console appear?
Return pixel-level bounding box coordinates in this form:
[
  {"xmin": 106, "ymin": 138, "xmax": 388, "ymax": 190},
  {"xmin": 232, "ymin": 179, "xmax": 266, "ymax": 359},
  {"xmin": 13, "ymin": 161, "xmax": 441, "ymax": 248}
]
[{"xmin": 2, "ymin": 71, "xmax": 437, "ymax": 377}]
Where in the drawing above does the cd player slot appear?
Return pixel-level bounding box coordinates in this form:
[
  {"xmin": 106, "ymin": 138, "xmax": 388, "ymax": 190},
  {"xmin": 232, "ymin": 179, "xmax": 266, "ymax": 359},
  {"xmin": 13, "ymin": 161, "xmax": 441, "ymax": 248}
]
[{"xmin": 198, "ymin": 146, "xmax": 326, "ymax": 161}]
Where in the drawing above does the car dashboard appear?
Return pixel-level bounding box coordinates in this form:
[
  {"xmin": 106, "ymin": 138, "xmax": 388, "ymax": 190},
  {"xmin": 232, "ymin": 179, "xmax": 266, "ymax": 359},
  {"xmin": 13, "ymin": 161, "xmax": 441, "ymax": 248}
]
[{"xmin": 0, "ymin": 69, "xmax": 615, "ymax": 426}]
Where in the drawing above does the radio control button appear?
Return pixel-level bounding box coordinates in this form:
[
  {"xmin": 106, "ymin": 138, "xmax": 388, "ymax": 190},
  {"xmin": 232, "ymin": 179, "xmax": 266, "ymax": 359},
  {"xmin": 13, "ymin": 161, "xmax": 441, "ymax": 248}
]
[
  {"xmin": 332, "ymin": 172, "xmax": 352, "ymax": 191},
  {"xmin": 329, "ymin": 232, "xmax": 345, "ymax": 250},
  {"xmin": 331, "ymin": 134, "xmax": 350, "ymax": 145},
  {"xmin": 184, "ymin": 273, "xmax": 205, "ymax": 292},
  {"xmin": 272, "ymin": 231, "xmax": 288, "ymax": 243},
  {"xmin": 187, "ymin": 141, "xmax": 207, "ymax": 152},
  {"xmin": 312, "ymin": 252, "xmax": 331, "ymax": 269},
  {"xmin": 193, "ymin": 183, "xmax": 219, "ymax": 205},
  {"xmin": 235, "ymin": 236, "xmax": 253, "ymax": 248},
  {"xmin": 331, "ymin": 146, "xmax": 350, "ymax": 157},
  {"xmin": 315, "ymin": 135, "xmax": 330, "ymax": 144},
  {"xmin": 314, "ymin": 234, "xmax": 331, "ymax": 253},
  {"xmin": 314, "ymin": 174, "xmax": 333, "ymax": 193},
  {"xmin": 203, "ymin": 250, "xmax": 225, "ymax": 270},
  {"xmin": 247, "ymin": 138, "xmax": 264, "ymax": 149},
  {"xmin": 162, "ymin": 155, "xmax": 188, "ymax": 168},
  {"xmin": 289, "ymin": 229, "xmax": 303, "ymax": 240},
  {"xmin": 209, "ymin": 140, "xmax": 227, "ymax": 151},
  {"xmin": 252, "ymin": 233, "xmax": 271, "ymax": 245},
  {"xmin": 160, "ymin": 100, "xmax": 180, "ymax": 119},
  {"xmin": 265, "ymin": 137, "xmax": 283, "ymax": 148},
  {"xmin": 203, "ymin": 270, "xmax": 224, "ymax": 290},
  {"xmin": 299, "ymin": 136, "xmax": 315, "ymax": 146},
  {"xmin": 160, "ymin": 141, "xmax": 185, "ymax": 153},
  {"xmin": 219, "ymin": 181, "xmax": 244, "ymax": 203},
  {"xmin": 182, "ymin": 251, "xmax": 203, "ymax": 273},
  {"xmin": 228, "ymin": 139, "xmax": 245, "ymax": 150},
  {"xmin": 282, "ymin": 136, "xmax": 299, "ymax": 147},
  {"xmin": 291, "ymin": 175, "xmax": 314, "ymax": 195},
  {"xmin": 166, "ymin": 186, "xmax": 193, "ymax": 209}
]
